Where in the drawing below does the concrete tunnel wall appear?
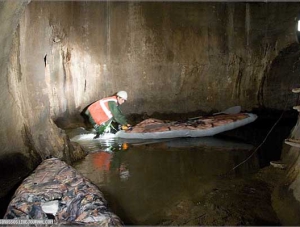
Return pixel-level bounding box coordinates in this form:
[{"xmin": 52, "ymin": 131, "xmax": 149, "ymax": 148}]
[
  {"xmin": 18, "ymin": 1, "xmax": 300, "ymax": 121},
  {"xmin": 3, "ymin": 1, "xmax": 300, "ymax": 222}
]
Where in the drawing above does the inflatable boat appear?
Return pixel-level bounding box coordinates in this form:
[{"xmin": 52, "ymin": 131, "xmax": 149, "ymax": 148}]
[
  {"xmin": 116, "ymin": 113, "xmax": 258, "ymax": 140},
  {"xmin": 4, "ymin": 158, "xmax": 122, "ymax": 225}
]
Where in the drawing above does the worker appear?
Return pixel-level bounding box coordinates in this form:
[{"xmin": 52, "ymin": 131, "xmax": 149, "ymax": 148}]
[{"xmin": 85, "ymin": 91, "xmax": 131, "ymax": 139}]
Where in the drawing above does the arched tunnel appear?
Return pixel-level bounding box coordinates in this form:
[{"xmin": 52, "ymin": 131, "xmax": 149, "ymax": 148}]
[{"xmin": 2, "ymin": 0, "xmax": 300, "ymax": 225}]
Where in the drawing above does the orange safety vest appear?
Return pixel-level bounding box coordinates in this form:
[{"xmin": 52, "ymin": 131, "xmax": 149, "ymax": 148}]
[
  {"xmin": 92, "ymin": 152, "xmax": 111, "ymax": 171},
  {"xmin": 88, "ymin": 96, "xmax": 117, "ymax": 125}
]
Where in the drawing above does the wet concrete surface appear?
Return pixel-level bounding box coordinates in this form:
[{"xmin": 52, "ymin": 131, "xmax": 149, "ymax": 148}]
[{"xmin": 70, "ymin": 131, "xmax": 284, "ymax": 225}]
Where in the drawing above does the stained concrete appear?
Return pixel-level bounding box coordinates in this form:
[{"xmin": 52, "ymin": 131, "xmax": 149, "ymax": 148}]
[{"xmin": 18, "ymin": 2, "xmax": 300, "ymax": 117}]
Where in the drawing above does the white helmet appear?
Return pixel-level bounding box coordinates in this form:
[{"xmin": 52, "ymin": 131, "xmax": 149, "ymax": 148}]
[{"xmin": 117, "ymin": 91, "xmax": 128, "ymax": 100}]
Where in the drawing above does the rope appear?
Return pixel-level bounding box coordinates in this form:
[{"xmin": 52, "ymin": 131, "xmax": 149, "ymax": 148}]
[
  {"xmin": 229, "ymin": 109, "xmax": 286, "ymax": 174},
  {"xmin": 224, "ymin": 61, "xmax": 300, "ymax": 175},
  {"xmin": 226, "ymin": 95, "xmax": 293, "ymax": 175}
]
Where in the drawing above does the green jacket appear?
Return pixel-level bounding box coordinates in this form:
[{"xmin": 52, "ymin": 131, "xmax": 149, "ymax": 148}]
[{"xmin": 108, "ymin": 101, "xmax": 128, "ymax": 125}]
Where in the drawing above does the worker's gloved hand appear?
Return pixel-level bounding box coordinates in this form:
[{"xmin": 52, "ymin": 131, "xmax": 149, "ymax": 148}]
[
  {"xmin": 121, "ymin": 125, "xmax": 129, "ymax": 130},
  {"xmin": 121, "ymin": 124, "xmax": 132, "ymax": 130}
]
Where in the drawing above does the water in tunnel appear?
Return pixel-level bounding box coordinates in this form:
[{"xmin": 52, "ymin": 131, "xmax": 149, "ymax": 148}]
[{"xmin": 68, "ymin": 112, "xmax": 292, "ymax": 225}]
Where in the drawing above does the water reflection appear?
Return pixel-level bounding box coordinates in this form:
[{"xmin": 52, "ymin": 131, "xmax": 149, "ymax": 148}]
[{"xmin": 70, "ymin": 129, "xmax": 258, "ymax": 225}]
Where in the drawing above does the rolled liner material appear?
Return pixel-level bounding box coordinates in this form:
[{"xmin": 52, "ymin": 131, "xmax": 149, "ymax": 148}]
[
  {"xmin": 116, "ymin": 113, "xmax": 258, "ymax": 139},
  {"xmin": 4, "ymin": 158, "xmax": 122, "ymax": 226}
]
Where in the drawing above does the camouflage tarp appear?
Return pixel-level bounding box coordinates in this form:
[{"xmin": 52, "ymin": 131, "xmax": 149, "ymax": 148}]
[
  {"xmin": 4, "ymin": 158, "xmax": 122, "ymax": 226},
  {"xmin": 116, "ymin": 113, "xmax": 258, "ymax": 139}
]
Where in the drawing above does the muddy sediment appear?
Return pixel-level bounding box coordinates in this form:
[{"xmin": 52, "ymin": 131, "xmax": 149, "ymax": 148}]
[{"xmin": 158, "ymin": 166, "xmax": 285, "ymax": 226}]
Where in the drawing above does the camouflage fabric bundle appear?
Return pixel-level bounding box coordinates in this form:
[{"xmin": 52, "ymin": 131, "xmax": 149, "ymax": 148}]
[{"xmin": 4, "ymin": 158, "xmax": 122, "ymax": 226}]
